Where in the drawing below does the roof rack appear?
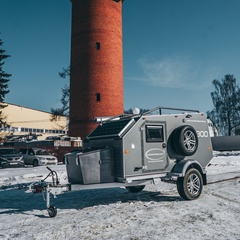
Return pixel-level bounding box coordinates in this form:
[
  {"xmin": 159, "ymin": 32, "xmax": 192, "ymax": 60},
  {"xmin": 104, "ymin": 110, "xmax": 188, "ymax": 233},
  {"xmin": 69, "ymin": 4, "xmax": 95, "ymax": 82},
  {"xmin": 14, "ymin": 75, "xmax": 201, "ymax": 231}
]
[{"xmin": 142, "ymin": 106, "xmax": 200, "ymax": 116}]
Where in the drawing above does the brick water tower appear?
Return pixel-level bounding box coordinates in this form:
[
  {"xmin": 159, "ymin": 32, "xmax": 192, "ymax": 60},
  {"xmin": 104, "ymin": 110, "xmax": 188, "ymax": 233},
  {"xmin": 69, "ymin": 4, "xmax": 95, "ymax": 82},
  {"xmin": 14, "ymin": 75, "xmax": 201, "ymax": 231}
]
[{"xmin": 69, "ymin": 0, "xmax": 124, "ymax": 139}]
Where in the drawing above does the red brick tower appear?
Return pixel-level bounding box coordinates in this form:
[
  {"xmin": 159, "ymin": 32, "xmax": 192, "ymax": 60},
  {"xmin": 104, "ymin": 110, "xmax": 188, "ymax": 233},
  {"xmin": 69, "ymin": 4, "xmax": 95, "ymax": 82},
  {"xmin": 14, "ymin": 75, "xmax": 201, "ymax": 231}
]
[{"xmin": 69, "ymin": 0, "xmax": 124, "ymax": 139}]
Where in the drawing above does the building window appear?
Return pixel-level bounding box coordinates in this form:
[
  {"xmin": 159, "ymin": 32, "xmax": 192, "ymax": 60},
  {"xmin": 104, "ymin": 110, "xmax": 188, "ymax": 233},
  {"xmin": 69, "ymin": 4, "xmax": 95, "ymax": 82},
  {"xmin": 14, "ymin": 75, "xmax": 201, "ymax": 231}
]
[
  {"xmin": 96, "ymin": 42, "xmax": 100, "ymax": 50},
  {"xmin": 96, "ymin": 93, "xmax": 101, "ymax": 101}
]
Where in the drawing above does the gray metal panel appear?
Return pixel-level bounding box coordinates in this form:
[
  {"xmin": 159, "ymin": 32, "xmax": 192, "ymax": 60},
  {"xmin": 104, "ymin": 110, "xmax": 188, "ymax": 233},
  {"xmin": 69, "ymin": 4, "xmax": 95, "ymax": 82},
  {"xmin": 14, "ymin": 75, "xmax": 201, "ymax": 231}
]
[
  {"xmin": 122, "ymin": 119, "xmax": 143, "ymax": 177},
  {"xmin": 83, "ymin": 138, "xmax": 124, "ymax": 178},
  {"xmin": 65, "ymin": 154, "xmax": 83, "ymax": 184},
  {"xmin": 79, "ymin": 148, "xmax": 114, "ymax": 184}
]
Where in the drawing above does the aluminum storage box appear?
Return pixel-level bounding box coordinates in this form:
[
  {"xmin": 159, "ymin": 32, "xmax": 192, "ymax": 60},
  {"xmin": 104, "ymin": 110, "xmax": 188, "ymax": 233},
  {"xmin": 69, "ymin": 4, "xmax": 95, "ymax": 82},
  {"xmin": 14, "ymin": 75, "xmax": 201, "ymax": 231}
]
[
  {"xmin": 65, "ymin": 153, "xmax": 83, "ymax": 184},
  {"xmin": 66, "ymin": 148, "xmax": 114, "ymax": 184}
]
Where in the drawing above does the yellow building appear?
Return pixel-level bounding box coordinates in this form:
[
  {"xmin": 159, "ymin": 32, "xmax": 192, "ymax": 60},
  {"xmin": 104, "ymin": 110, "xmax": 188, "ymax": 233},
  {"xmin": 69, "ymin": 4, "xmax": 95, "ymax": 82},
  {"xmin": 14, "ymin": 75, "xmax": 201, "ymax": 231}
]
[{"xmin": 0, "ymin": 102, "xmax": 68, "ymax": 141}]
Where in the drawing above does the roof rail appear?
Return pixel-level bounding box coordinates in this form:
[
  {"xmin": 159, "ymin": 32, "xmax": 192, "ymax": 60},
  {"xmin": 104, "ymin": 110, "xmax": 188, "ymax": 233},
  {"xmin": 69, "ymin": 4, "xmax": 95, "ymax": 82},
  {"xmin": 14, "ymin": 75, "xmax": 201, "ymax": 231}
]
[{"xmin": 142, "ymin": 106, "xmax": 200, "ymax": 116}]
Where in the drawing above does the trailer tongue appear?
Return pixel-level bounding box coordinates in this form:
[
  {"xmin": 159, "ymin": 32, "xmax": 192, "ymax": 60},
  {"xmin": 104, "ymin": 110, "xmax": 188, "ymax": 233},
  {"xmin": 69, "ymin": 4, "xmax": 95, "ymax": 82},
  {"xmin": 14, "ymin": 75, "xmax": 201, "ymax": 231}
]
[{"xmin": 31, "ymin": 106, "xmax": 213, "ymax": 217}]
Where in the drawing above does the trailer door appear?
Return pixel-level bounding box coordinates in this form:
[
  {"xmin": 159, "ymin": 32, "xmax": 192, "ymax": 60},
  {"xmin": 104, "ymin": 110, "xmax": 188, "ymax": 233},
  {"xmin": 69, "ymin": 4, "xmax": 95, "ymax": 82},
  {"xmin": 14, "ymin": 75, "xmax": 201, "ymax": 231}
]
[{"xmin": 142, "ymin": 124, "xmax": 168, "ymax": 172}]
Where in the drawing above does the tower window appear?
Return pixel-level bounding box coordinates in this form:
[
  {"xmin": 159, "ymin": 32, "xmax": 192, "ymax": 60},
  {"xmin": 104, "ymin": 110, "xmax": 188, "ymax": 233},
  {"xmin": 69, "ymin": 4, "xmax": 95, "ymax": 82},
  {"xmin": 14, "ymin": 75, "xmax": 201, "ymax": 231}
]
[
  {"xmin": 96, "ymin": 42, "xmax": 100, "ymax": 50},
  {"xmin": 96, "ymin": 93, "xmax": 101, "ymax": 101}
]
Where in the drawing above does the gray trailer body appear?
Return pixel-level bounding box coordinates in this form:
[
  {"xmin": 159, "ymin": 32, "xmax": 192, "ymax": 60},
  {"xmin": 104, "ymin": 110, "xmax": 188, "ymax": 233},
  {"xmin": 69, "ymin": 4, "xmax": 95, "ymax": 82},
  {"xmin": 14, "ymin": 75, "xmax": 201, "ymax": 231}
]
[{"xmin": 65, "ymin": 106, "xmax": 213, "ymax": 200}]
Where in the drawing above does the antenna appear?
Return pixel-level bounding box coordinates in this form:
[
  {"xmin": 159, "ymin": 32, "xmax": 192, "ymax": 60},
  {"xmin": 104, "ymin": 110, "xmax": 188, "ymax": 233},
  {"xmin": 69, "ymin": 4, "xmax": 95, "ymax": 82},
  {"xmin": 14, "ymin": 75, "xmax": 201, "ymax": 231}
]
[{"xmin": 133, "ymin": 108, "xmax": 140, "ymax": 115}]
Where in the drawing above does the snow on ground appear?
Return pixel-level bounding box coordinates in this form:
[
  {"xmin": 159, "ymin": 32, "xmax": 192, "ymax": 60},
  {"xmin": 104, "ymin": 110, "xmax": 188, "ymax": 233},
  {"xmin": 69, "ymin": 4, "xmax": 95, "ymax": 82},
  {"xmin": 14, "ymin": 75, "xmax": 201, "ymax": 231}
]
[{"xmin": 0, "ymin": 151, "xmax": 240, "ymax": 240}]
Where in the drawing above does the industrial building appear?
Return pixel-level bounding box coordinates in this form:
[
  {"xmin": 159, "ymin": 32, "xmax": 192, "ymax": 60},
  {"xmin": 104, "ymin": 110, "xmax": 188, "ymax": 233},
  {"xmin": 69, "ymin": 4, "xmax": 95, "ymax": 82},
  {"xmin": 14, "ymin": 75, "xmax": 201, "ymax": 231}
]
[{"xmin": 0, "ymin": 102, "xmax": 68, "ymax": 141}]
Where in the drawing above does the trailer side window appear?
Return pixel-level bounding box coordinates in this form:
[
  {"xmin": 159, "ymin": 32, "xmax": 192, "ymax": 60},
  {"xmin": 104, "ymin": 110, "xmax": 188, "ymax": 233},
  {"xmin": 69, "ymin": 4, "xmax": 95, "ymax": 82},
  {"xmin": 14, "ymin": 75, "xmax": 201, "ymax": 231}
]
[{"xmin": 146, "ymin": 125, "xmax": 164, "ymax": 142}]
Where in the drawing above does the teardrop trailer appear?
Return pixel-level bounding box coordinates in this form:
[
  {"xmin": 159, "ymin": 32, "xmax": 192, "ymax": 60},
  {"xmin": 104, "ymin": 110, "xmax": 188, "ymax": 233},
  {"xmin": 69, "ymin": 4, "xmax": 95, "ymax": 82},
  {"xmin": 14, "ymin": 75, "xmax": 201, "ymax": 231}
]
[{"xmin": 32, "ymin": 106, "xmax": 213, "ymax": 217}]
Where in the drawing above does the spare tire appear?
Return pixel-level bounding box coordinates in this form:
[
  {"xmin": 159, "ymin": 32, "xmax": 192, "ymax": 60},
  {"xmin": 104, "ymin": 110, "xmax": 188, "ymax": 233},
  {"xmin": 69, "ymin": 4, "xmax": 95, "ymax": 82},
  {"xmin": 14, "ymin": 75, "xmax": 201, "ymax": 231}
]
[{"xmin": 173, "ymin": 125, "xmax": 198, "ymax": 156}]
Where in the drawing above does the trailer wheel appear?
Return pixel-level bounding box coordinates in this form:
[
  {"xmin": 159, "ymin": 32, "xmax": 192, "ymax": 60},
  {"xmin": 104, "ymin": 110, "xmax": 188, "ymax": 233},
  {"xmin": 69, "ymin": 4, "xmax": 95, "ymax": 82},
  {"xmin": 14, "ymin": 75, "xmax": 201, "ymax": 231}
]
[
  {"xmin": 177, "ymin": 168, "xmax": 203, "ymax": 200},
  {"xmin": 173, "ymin": 125, "xmax": 198, "ymax": 156},
  {"xmin": 33, "ymin": 160, "xmax": 38, "ymax": 167},
  {"xmin": 47, "ymin": 205, "xmax": 57, "ymax": 218},
  {"xmin": 126, "ymin": 185, "xmax": 145, "ymax": 193}
]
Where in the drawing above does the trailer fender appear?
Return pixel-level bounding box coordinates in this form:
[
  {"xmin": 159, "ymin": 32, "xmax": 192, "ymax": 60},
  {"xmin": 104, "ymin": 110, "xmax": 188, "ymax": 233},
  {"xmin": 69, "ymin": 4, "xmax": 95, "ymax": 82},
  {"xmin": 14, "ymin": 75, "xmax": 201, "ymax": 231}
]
[{"xmin": 172, "ymin": 159, "xmax": 207, "ymax": 185}]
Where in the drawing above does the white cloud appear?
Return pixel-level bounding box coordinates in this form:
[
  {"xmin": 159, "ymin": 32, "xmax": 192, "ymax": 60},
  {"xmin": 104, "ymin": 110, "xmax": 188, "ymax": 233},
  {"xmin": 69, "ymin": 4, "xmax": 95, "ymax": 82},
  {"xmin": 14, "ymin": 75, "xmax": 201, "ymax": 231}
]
[{"xmin": 127, "ymin": 55, "xmax": 219, "ymax": 90}]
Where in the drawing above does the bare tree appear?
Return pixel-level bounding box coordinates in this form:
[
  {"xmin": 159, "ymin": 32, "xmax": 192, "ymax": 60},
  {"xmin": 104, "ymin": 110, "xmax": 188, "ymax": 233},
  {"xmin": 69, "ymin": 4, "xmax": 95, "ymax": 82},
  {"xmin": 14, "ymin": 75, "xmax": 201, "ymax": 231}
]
[
  {"xmin": 50, "ymin": 67, "xmax": 70, "ymax": 120},
  {"xmin": 207, "ymin": 74, "xmax": 240, "ymax": 136}
]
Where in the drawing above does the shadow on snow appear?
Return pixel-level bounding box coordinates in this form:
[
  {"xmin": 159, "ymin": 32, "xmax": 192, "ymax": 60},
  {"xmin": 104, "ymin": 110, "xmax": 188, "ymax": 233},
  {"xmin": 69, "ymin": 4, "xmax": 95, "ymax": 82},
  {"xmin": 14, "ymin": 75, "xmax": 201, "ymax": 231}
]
[{"xmin": 0, "ymin": 184, "xmax": 182, "ymax": 217}]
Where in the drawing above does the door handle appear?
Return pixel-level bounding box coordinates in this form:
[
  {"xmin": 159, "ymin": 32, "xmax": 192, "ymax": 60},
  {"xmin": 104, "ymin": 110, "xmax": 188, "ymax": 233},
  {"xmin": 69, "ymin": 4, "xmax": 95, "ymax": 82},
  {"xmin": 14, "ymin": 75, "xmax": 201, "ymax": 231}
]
[{"xmin": 162, "ymin": 143, "xmax": 166, "ymax": 148}]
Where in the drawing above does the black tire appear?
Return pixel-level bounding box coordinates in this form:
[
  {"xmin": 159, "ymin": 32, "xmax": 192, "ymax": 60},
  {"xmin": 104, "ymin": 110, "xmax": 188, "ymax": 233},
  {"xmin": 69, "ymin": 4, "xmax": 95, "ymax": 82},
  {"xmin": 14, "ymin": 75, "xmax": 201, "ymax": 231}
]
[
  {"xmin": 47, "ymin": 205, "xmax": 57, "ymax": 218},
  {"xmin": 177, "ymin": 168, "xmax": 203, "ymax": 200},
  {"xmin": 33, "ymin": 160, "xmax": 38, "ymax": 167},
  {"xmin": 173, "ymin": 125, "xmax": 198, "ymax": 156},
  {"xmin": 126, "ymin": 185, "xmax": 145, "ymax": 193}
]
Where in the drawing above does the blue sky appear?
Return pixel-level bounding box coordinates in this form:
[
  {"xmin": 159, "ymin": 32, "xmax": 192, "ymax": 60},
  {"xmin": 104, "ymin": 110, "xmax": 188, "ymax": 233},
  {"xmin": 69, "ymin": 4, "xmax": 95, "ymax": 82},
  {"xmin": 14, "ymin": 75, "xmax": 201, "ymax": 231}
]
[{"xmin": 1, "ymin": 0, "xmax": 240, "ymax": 114}]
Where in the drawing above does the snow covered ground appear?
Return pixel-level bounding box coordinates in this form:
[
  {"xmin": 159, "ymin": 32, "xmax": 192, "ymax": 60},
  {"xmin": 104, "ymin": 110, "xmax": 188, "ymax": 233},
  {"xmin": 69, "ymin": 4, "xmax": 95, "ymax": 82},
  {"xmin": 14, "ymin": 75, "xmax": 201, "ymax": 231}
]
[{"xmin": 0, "ymin": 151, "xmax": 240, "ymax": 240}]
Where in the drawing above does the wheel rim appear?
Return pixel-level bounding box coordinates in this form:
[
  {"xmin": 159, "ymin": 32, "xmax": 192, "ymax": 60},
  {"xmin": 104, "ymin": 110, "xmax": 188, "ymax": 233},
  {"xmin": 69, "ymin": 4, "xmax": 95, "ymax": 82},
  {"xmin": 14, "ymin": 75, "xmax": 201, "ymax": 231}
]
[
  {"xmin": 187, "ymin": 173, "xmax": 201, "ymax": 196},
  {"xmin": 183, "ymin": 130, "xmax": 196, "ymax": 151}
]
